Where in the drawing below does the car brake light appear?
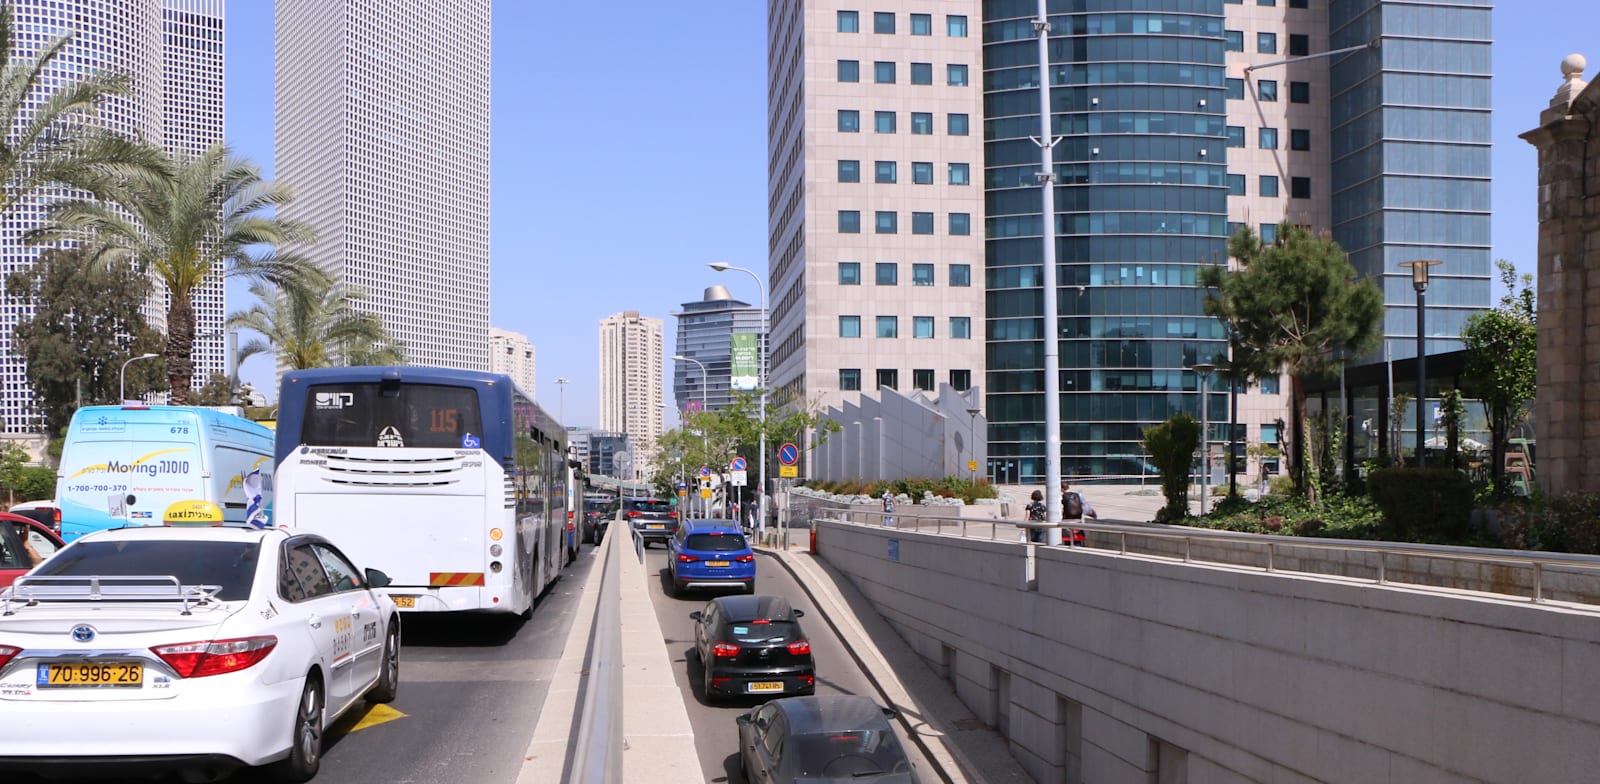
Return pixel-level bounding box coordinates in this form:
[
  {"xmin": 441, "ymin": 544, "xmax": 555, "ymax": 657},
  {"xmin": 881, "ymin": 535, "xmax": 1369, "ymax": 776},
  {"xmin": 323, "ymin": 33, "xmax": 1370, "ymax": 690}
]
[
  {"xmin": 152, "ymin": 636, "xmax": 278, "ymax": 678},
  {"xmin": 668, "ymin": 512, "xmax": 678, "ymax": 519},
  {"xmin": 0, "ymin": 645, "xmax": 18, "ymax": 669},
  {"xmin": 734, "ymin": 554, "xmax": 754, "ymax": 563},
  {"xmin": 787, "ymin": 640, "xmax": 812, "ymax": 656},
  {"xmin": 676, "ymin": 553, "xmax": 698, "ymax": 563},
  {"xmin": 711, "ymin": 642, "xmax": 741, "ymax": 658},
  {"xmin": 626, "ymin": 510, "xmax": 641, "ymax": 518},
  {"xmin": 751, "ymin": 619, "xmax": 771, "ymax": 625}
]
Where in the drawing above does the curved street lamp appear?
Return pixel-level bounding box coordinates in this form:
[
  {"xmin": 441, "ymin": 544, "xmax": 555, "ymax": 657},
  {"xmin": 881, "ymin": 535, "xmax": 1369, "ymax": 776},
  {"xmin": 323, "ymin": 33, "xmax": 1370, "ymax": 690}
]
[
  {"xmin": 1192, "ymin": 362, "xmax": 1217, "ymax": 516},
  {"xmin": 673, "ymin": 355, "xmax": 709, "ymax": 516},
  {"xmin": 708, "ymin": 261, "xmax": 768, "ymax": 531},
  {"xmin": 120, "ymin": 353, "xmax": 161, "ymax": 404}
]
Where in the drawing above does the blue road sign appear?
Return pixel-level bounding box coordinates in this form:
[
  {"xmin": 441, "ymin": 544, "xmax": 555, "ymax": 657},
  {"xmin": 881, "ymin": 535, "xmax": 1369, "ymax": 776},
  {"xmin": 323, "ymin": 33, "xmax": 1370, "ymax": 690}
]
[
  {"xmin": 698, "ymin": 465, "xmax": 712, "ymax": 478},
  {"xmin": 730, "ymin": 457, "xmax": 748, "ymax": 471},
  {"xmin": 676, "ymin": 482, "xmax": 687, "ymax": 491},
  {"xmin": 778, "ymin": 443, "xmax": 799, "ymax": 466}
]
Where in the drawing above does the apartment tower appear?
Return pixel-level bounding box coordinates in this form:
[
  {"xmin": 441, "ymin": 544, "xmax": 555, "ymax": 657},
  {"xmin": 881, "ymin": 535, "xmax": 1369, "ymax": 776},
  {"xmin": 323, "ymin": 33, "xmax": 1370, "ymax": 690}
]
[
  {"xmin": 599, "ymin": 311, "xmax": 664, "ymax": 480},
  {"xmin": 488, "ymin": 327, "xmax": 536, "ymax": 398},
  {"xmin": 275, "ymin": 0, "xmax": 492, "ymax": 371}
]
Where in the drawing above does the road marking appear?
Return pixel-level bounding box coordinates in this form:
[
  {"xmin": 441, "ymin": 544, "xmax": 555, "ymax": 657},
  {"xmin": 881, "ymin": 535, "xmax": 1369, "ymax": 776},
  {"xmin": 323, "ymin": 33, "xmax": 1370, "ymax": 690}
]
[{"xmin": 348, "ymin": 704, "xmax": 407, "ymax": 732}]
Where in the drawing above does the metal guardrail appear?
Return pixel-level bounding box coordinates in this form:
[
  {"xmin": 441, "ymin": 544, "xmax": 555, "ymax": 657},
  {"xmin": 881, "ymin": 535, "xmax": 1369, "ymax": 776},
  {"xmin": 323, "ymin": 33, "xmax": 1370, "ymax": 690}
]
[
  {"xmin": 813, "ymin": 504, "xmax": 1600, "ymax": 606},
  {"xmin": 567, "ymin": 517, "xmax": 627, "ymax": 784}
]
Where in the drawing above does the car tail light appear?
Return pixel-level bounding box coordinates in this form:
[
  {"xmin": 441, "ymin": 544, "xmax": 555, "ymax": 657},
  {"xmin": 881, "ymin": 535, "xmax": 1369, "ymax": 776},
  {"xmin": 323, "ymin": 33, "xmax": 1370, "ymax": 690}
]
[
  {"xmin": 734, "ymin": 554, "xmax": 754, "ymax": 563},
  {"xmin": 676, "ymin": 553, "xmax": 699, "ymax": 563},
  {"xmin": 0, "ymin": 645, "xmax": 19, "ymax": 669},
  {"xmin": 802, "ymin": 675, "xmax": 815, "ymax": 686},
  {"xmin": 711, "ymin": 642, "xmax": 741, "ymax": 658},
  {"xmin": 668, "ymin": 512, "xmax": 678, "ymax": 519},
  {"xmin": 787, "ymin": 640, "xmax": 812, "ymax": 656},
  {"xmin": 626, "ymin": 510, "xmax": 641, "ymax": 518},
  {"xmin": 152, "ymin": 636, "xmax": 278, "ymax": 678}
]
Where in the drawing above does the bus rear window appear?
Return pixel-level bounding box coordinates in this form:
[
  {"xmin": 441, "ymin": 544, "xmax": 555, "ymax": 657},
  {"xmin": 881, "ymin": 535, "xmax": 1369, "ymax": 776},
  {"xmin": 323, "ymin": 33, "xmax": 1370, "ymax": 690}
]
[{"xmin": 302, "ymin": 384, "xmax": 484, "ymax": 449}]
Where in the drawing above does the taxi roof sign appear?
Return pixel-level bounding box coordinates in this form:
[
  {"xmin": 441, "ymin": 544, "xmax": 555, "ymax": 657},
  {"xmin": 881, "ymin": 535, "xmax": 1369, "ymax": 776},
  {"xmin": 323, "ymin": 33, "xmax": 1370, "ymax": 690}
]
[{"xmin": 164, "ymin": 500, "xmax": 224, "ymax": 527}]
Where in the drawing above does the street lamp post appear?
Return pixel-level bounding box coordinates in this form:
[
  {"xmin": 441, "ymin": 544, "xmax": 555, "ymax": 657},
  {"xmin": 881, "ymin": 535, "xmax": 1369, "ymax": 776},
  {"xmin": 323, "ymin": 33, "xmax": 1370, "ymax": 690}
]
[
  {"xmin": 674, "ymin": 355, "xmax": 709, "ymax": 517},
  {"xmin": 554, "ymin": 377, "xmax": 570, "ymax": 426},
  {"xmin": 1192, "ymin": 362, "xmax": 1217, "ymax": 516},
  {"xmin": 1399, "ymin": 260, "xmax": 1440, "ymax": 468},
  {"xmin": 708, "ymin": 262, "xmax": 768, "ymax": 532},
  {"xmin": 1032, "ymin": 0, "xmax": 1065, "ymax": 545},
  {"xmin": 120, "ymin": 353, "xmax": 161, "ymax": 404},
  {"xmin": 965, "ymin": 404, "xmax": 981, "ymax": 485}
]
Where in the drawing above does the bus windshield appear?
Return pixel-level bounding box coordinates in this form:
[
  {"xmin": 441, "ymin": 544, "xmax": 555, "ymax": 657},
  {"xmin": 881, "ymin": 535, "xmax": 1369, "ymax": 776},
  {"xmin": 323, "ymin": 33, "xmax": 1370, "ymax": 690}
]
[{"xmin": 302, "ymin": 383, "xmax": 484, "ymax": 449}]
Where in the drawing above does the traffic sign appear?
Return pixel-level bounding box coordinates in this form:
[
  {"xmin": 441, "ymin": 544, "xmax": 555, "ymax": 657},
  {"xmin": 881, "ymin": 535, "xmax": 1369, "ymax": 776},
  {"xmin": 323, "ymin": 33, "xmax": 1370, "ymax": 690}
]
[
  {"xmin": 676, "ymin": 482, "xmax": 687, "ymax": 491},
  {"xmin": 730, "ymin": 470, "xmax": 747, "ymax": 486},
  {"xmin": 730, "ymin": 456, "xmax": 748, "ymax": 471},
  {"xmin": 968, "ymin": 460, "xmax": 978, "ymax": 472},
  {"xmin": 778, "ymin": 443, "xmax": 799, "ymax": 466},
  {"xmin": 698, "ymin": 465, "xmax": 711, "ymax": 478},
  {"xmin": 700, "ymin": 488, "xmax": 712, "ymax": 499},
  {"xmin": 779, "ymin": 465, "xmax": 798, "ymax": 478}
]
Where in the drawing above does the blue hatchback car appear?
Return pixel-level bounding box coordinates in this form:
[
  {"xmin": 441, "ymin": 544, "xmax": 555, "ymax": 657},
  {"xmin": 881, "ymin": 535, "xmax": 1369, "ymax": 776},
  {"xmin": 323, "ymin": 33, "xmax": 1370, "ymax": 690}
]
[{"xmin": 668, "ymin": 519, "xmax": 755, "ymax": 597}]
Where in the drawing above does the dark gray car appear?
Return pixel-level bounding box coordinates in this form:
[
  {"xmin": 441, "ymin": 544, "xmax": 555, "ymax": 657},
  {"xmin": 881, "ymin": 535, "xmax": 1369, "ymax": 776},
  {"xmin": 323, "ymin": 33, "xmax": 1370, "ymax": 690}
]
[
  {"xmin": 736, "ymin": 695, "xmax": 917, "ymax": 782},
  {"xmin": 619, "ymin": 497, "xmax": 677, "ymax": 547}
]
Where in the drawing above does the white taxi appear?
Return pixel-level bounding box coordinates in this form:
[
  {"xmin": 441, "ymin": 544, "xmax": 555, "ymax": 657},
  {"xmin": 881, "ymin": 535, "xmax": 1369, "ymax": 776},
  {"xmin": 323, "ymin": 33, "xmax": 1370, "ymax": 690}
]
[{"xmin": 0, "ymin": 524, "xmax": 400, "ymax": 782}]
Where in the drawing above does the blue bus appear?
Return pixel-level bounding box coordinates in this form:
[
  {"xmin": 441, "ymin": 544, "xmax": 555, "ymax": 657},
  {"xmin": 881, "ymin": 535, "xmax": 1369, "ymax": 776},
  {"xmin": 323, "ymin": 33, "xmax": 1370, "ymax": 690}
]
[
  {"xmin": 55, "ymin": 405, "xmax": 275, "ymax": 541},
  {"xmin": 273, "ymin": 367, "xmax": 573, "ymax": 615}
]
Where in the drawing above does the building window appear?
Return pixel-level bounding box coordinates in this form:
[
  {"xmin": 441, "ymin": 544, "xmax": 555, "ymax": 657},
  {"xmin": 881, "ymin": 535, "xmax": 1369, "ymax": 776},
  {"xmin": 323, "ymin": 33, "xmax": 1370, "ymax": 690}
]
[
  {"xmin": 1224, "ymin": 0, "xmax": 1242, "ymax": 3},
  {"xmin": 1291, "ymin": 177, "xmax": 1311, "ymax": 199},
  {"xmin": 912, "ymin": 369, "xmax": 935, "ymax": 391},
  {"xmin": 875, "ymin": 211, "xmax": 897, "ymax": 234},
  {"xmin": 911, "ymin": 63, "xmax": 932, "ymax": 85},
  {"xmin": 874, "ymin": 61, "xmax": 896, "ymax": 84},
  {"xmin": 875, "ymin": 111, "xmax": 896, "ymax": 133},
  {"xmin": 949, "ymin": 162, "xmax": 970, "ymax": 185},
  {"xmin": 1258, "ymin": 0, "xmax": 1275, "ymax": 4},
  {"xmin": 1290, "ymin": 81, "xmax": 1309, "ymax": 103},
  {"xmin": 947, "ymin": 15, "xmax": 967, "ymax": 37},
  {"xmin": 837, "ymin": 10, "xmax": 858, "ymax": 32},
  {"xmin": 1227, "ymin": 174, "xmax": 1245, "ymax": 196},
  {"xmin": 875, "ymin": 160, "xmax": 897, "ymax": 183},
  {"xmin": 1225, "ymin": 30, "xmax": 1243, "ymax": 52},
  {"xmin": 912, "ymin": 263, "xmax": 935, "ymax": 286},
  {"xmin": 876, "ymin": 316, "xmax": 898, "ymax": 339},
  {"xmin": 949, "ymin": 264, "xmax": 971, "ymax": 287},
  {"xmin": 873, "ymin": 11, "xmax": 894, "ymax": 34},
  {"xmin": 912, "ymin": 212, "xmax": 934, "ymax": 235},
  {"xmin": 1259, "ymin": 175, "xmax": 1279, "ymax": 198},
  {"xmin": 1226, "ymin": 126, "xmax": 1245, "ymax": 147},
  {"xmin": 1259, "ymin": 127, "xmax": 1278, "ymax": 149},
  {"xmin": 1227, "ymin": 221, "xmax": 1246, "ymax": 238},
  {"xmin": 1291, "ymin": 128, "xmax": 1310, "ymax": 151},
  {"xmin": 838, "ymin": 110, "xmax": 859, "ymax": 132},
  {"xmin": 948, "ymin": 113, "xmax": 969, "ymax": 135},
  {"xmin": 876, "ymin": 369, "xmax": 899, "ymax": 390},
  {"xmin": 1290, "ymin": 0, "xmax": 1308, "ymax": 7},
  {"xmin": 1226, "ymin": 78, "xmax": 1244, "ymax": 100},
  {"xmin": 910, "ymin": 13, "xmax": 931, "ymax": 35},
  {"xmin": 913, "ymin": 316, "xmax": 934, "ymax": 339},
  {"xmin": 1260, "ymin": 223, "xmax": 1278, "ymax": 244},
  {"xmin": 839, "ymin": 315, "xmax": 861, "ymax": 338},
  {"xmin": 838, "ymin": 60, "xmax": 859, "ymax": 82},
  {"xmin": 1260, "ymin": 374, "xmax": 1281, "ymax": 394},
  {"xmin": 950, "ymin": 317, "xmax": 972, "ymax": 339},
  {"xmin": 1257, "ymin": 33, "xmax": 1277, "ymax": 54},
  {"xmin": 840, "ymin": 369, "xmax": 861, "ymax": 391},
  {"xmin": 839, "ymin": 261, "xmax": 861, "ymax": 285},
  {"xmin": 876, "ymin": 262, "xmax": 898, "ymax": 285},
  {"xmin": 839, "ymin": 210, "xmax": 860, "ymax": 233},
  {"xmin": 838, "ymin": 160, "xmax": 860, "ymax": 183},
  {"xmin": 947, "ymin": 64, "xmax": 968, "ymax": 86},
  {"xmin": 1258, "ymin": 80, "xmax": 1278, "ymax": 101},
  {"xmin": 950, "ymin": 369, "xmax": 971, "ymax": 391},
  {"xmin": 911, "ymin": 112, "xmax": 932, "ymax": 134},
  {"xmin": 1289, "ymin": 34, "xmax": 1308, "ymax": 56},
  {"xmin": 912, "ymin": 161, "xmax": 933, "ymax": 184},
  {"xmin": 949, "ymin": 213, "xmax": 971, "ymax": 235}
]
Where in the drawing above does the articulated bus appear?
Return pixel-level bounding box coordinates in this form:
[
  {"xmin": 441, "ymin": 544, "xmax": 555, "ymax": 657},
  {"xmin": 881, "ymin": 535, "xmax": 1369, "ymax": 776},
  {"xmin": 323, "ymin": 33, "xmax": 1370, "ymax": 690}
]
[{"xmin": 273, "ymin": 367, "xmax": 572, "ymax": 615}]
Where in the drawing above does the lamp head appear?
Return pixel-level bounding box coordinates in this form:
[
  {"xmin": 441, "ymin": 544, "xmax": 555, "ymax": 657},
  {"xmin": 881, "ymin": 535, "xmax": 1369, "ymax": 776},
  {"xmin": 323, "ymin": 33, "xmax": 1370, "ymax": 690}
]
[
  {"xmin": 1191, "ymin": 362, "xmax": 1217, "ymax": 378},
  {"xmin": 139, "ymin": 352, "xmax": 159, "ymax": 360},
  {"xmin": 708, "ymin": 261, "xmax": 731, "ymax": 272},
  {"xmin": 1399, "ymin": 259, "xmax": 1441, "ymax": 292}
]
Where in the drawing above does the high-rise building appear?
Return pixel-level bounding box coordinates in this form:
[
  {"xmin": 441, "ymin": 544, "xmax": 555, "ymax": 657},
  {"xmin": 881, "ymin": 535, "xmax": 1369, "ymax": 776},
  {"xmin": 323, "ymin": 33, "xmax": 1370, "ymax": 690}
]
[
  {"xmin": 672, "ymin": 285, "xmax": 763, "ymax": 414},
  {"xmin": 0, "ymin": 0, "xmax": 225, "ymax": 433},
  {"xmin": 275, "ymin": 0, "xmax": 491, "ymax": 372},
  {"xmin": 488, "ymin": 327, "xmax": 536, "ymax": 397},
  {"xmin": 599, "ymin": 311, "xmax": 663, "ymax": 480},
  {"xmin": 768, "ymin": 1, "xmax": 1490, "ymax": 484}
]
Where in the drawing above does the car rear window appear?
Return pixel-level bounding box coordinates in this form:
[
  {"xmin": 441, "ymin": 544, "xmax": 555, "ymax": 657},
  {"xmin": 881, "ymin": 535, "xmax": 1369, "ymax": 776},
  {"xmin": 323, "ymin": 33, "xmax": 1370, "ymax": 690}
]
[
  {"xmin": 30, "ymin": 540, "xmax": 262, "ymax": 601},
  {"xmin": 629, "ymin": 500, "xmax": 671, "ymax": 513},
  {"xmin": 725, "ymin": 618, "xmax": 801, "ymax": 644},
  {"xmin": 686, "ymin": 533, "xmax": 747, "ymax": 552},
  {"xmin": 791, "ymin": 730, "xmax": 909, "ymax": 777}
]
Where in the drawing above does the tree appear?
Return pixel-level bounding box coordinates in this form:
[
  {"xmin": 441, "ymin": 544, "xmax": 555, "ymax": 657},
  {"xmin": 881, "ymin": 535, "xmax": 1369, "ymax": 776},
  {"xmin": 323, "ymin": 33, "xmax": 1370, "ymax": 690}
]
[
  {"xmin": 29, "ymin": 142, "xmax": 323, "ymax": 403},
  {"xmin": 190, "ymin": 373, "xmax": 234, "ymax": 406},
  {"xmin": 1143, "ymin": 414, "xmax": 1201, "ymax": 523},
  {"xmin": 5, "ymin": 247, "xmax": 164, "ymax": 434},
  {"xmin": 228, "ymin": 279, "xmax": 405, "ymax": 371},
  {"xmin": 0, "ymin": 442, "xmax": 27, "ymax": 506},
  {"xmin": 1461, "ymin": 259, "xmax": 1537, "ymax": 497},
  {"xmin": 1200, "ymin": 223, "xmax": 1384, "ymax": 499},
  {"xmin": 648, "ymin": 392, "xmax": 839, "ymax": 498}
]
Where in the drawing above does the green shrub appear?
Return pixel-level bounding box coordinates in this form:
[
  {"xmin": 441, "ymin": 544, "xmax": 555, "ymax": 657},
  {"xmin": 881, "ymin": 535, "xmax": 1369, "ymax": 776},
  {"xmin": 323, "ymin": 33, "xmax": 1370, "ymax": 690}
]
[
  {"xmin": 1535, "ymin": 492, "xmax": 1600, "ymax": 555},
  {"xmin": 801, "ymin": 476, "xmax": 996, "ymax": 504},
  {"xmin": 8, "ymin": 466, "xmax": 55, "ymax": 502},
  {"xmin": 1143, "ymin": 414, "xmax": 1199, "ymax": 523},
  {"xmin": 1367, "ymin": 467, "xmax": 1474, "ymax": 542},
  {"xmin": 1180, "ymin": 492, "xmax": 1383, "ymax": 539}
]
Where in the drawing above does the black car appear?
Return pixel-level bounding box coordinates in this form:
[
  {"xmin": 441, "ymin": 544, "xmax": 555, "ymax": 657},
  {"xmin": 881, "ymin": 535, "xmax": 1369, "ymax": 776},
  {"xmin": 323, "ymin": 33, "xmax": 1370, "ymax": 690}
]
[
  {"xmin": 736, "ymin": 695, "xmax": 917, "ymax": 783},
  {"xmin": 582, "ymin": 497, "xmax": 612, "ymax": 544},
  {"xmin": 690, "ymin": 594, "xmax": 815, "ymax": 702},
  {"xmin": 619, "ymin": 497, "xmax": 678, "ymax": 547}
]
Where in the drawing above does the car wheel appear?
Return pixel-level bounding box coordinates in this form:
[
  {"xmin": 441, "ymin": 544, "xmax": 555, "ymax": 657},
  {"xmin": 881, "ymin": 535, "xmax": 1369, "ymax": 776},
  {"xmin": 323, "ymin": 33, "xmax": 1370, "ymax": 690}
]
[
  {"xmin": 368, "ymin": 624, "xmax": 400, "ymax": 704},
  {"xmin": 702, "ymin": 661, "xmax": 717, "ymax": 704},
  {"xmin": 270, "ymin": 675, "xmax": 324, "ymax": 782}
]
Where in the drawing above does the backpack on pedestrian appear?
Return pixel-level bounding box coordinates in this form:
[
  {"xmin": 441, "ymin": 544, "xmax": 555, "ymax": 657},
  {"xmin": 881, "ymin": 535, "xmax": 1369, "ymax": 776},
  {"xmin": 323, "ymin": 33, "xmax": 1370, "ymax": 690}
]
[{"xmin": 1063, "ymin": 491, "xmax": 1084, "ymax": 520}]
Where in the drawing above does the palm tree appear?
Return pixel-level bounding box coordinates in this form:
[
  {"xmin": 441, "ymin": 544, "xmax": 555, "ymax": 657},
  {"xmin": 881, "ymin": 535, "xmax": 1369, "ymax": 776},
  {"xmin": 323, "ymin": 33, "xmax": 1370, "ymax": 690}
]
[
  {"xmin": 28, "ymin": 142, "xmax": 324, "ymax": 402},
  {"xmin": 0, "ymin": 5, "xmax": 165, "ymax": 216},
  {"xmin": 228, "ymin": 280, "xmax": 405, "ymax": 371}
]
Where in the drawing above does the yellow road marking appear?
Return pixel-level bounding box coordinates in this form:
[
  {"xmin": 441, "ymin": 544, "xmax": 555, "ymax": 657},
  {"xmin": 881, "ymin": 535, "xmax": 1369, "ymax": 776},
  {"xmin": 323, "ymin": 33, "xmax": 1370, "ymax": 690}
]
[{"xmin": 346, "ymin": 704, "xmax": 408, "ymax": 733}]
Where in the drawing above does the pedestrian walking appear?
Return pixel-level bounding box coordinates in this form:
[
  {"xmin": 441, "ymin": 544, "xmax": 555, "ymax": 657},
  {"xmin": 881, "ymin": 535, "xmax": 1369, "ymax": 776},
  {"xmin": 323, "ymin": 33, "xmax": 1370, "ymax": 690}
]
[
  {"xmin": 1024, "ymin": 490, "xmax": 1046, "ymax": 543},
  {"xmin": 1258, "ymin": 463, "xmax": 1271, "ymax": 499},
  {"xmin": 1060, "ymin": 481, "xmax": 1096, "ymax": 547},
  {"xmin": 881, "ymin": 490, "xmax": 896, "ymax": 527}
]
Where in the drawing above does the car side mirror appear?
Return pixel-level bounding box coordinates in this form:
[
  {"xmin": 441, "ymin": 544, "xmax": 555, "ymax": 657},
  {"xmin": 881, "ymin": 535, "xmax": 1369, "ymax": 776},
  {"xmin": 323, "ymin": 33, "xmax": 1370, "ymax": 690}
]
[
  {"xmin": 792, "ymin": 609, "xmax": 805, "ymax": 618},
  {"xmin": 365, "ymin": 568, "xmax": 392, "ymax": 589},
  {"xmin": 736, "ymin": 713, "xmax": 753, "ymax": 726},
  {"xmin": 881, "ymin": 707, "xmax": 899, "ymax": 721},
  {"xmin": 689, "ymin": 611, "xmax": 703, "ymax": 622}
]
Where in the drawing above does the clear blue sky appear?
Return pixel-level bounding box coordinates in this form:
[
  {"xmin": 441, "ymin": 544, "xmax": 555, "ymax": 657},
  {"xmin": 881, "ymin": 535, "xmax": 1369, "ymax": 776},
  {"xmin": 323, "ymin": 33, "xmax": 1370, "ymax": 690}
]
[{"xmin": 224, "ymin": 1, "xmax": 1595, "ymax": 426}]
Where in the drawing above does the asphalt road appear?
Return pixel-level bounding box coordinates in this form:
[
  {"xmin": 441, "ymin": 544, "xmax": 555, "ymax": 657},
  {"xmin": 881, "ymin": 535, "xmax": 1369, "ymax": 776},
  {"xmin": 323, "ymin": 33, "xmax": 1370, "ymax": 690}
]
[{"xmin": 644, "ymin": 544, "xmax": 928, "ymax": 784}]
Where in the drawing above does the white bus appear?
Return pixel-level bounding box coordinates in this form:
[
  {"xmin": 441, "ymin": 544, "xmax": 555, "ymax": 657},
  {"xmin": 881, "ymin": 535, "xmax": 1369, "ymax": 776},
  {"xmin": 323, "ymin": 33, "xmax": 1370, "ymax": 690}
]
[{"xmin": 273, "ymin": 367, "xmax": 572, "ymax": 615}]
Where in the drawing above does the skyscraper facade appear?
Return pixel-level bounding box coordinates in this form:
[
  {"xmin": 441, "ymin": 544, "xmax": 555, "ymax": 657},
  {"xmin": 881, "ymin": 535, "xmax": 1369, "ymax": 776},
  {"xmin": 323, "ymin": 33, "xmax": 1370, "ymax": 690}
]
[
  {"xmin": 0, "ymin": 0, "xmax": 225, "ymax": 433},
  {"xmin": 599, "ymin": 311, "xmax": 663, "ymax": 480},
  {"xmin": 488, "ymin": 327, "xmax": 536, "ymax": 397},
  {"xmin": 672, "ymin": 285, "xmax": 762, "ymax": 414},
  {"xmin": 275, "ymin": 0, "xmax": 491, "ymax": 372}
]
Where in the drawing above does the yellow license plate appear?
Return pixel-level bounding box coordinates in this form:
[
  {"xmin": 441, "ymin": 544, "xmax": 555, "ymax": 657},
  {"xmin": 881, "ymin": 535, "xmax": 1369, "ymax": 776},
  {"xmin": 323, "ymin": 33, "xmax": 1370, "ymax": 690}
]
[
  {"xmin": 392, "ymin": 595, "xmax": 416, "ymax": 609},
  {"xmin": 707, "ymin": 560, "xmax": 730, "ymax": 567},
  {"xmin": 747, "ymin": 682, "xmax": 784, "ymax": 693},
  {"xmin": 38, "ymin": 662, "xmax": 143, "ymax": 688},
  {"xmin": 647, "ymin": 524, "xmax": 665, "ymax": 530}
]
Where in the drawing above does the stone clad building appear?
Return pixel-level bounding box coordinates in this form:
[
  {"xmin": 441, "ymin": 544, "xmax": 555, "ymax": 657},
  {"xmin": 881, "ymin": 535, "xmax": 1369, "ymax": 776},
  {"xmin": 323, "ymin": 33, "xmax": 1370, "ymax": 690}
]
[{"xmin": 1521, "ymin": 54, "xmax": 1600, "ymax": 496}]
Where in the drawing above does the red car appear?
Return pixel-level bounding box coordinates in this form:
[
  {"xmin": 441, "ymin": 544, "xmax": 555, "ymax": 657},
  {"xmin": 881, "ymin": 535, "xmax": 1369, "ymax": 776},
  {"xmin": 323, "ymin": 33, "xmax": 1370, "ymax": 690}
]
[{"xmin": 0, "ymin": 511, "xmax": 65, "ymax": 588}]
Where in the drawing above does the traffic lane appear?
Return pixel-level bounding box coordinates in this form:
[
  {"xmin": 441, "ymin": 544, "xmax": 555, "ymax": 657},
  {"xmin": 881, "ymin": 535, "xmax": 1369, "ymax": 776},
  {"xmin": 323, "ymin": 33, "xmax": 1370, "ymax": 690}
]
[
  {"xmin": 645, "ymin": 547, "xmax": 888, "ymax": 784},
  {"xmin": 26, "ymin": 541, "xmax": 600, "ymax": 784}
]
